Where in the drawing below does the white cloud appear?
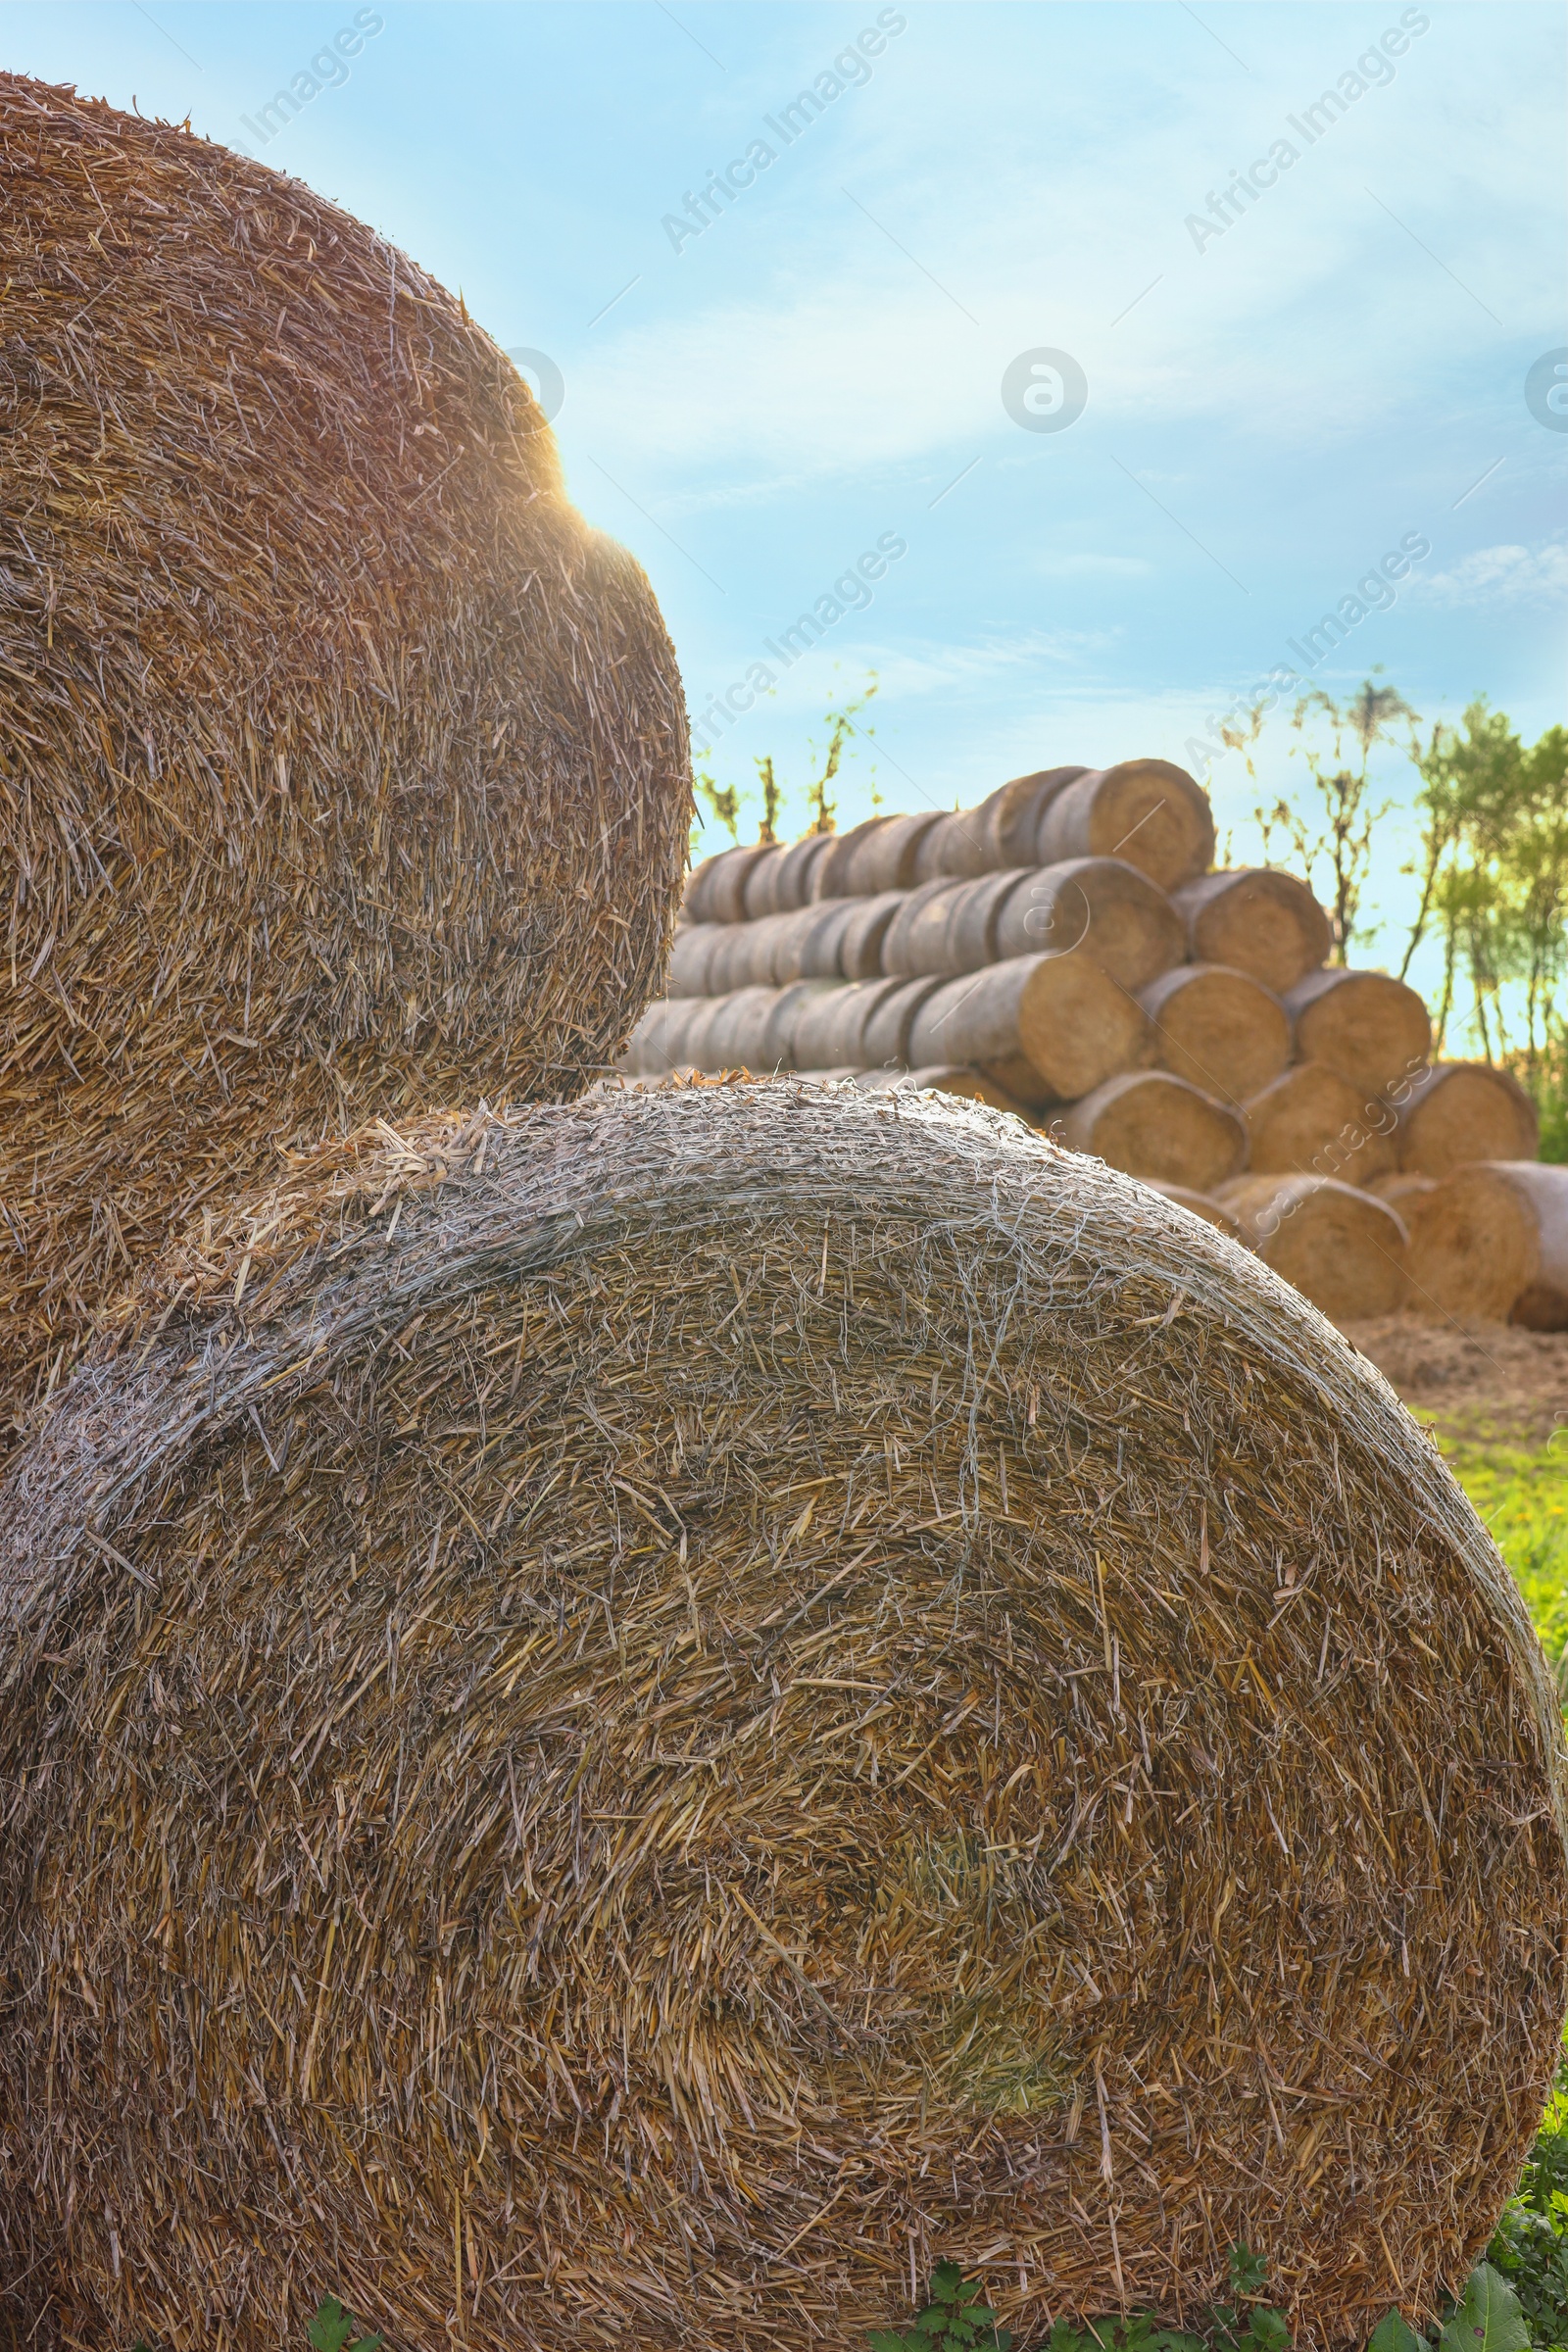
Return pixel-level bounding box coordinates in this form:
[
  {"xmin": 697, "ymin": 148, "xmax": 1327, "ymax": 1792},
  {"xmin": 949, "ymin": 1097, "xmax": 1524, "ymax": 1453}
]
[{"xmin": 1406, "ymin": 542, "xmax": 1568, "ymax": 609}]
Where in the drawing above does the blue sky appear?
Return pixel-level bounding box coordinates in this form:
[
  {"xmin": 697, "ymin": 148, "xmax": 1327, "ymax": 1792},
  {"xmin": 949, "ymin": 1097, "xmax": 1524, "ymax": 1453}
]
[{"xmin": 7, "ymin": 1, "xmax": 1566, "ymax": 968}]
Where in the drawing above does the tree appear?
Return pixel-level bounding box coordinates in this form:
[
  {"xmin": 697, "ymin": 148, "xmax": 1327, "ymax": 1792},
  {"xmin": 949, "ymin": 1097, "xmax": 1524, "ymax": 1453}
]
[
  {"xmin": 691, "ymin": 673, "xmax": 880, "ymax": 850},
  {"xmin": 1252, "ymin": 675, "xmax": 1420, "ymax": 963},
  {"xmin": 1401, "ymin": 700, "xmax": 1568, "ymax": 1077}
]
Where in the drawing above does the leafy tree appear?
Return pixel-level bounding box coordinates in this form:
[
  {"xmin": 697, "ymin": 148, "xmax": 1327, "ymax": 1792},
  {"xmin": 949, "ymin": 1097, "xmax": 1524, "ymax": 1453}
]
[
  {"xmin": 1252, "ymin": 675, "xmax": 1420, "ymax": 963},
  {"xmin": 1400, "ymin": 701, "xmax": 1568, "ymax": 1071}
]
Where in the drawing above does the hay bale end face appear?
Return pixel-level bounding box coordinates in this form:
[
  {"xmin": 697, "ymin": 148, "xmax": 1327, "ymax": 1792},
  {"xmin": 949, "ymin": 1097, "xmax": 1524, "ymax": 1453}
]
[
  {"xmin": 1219, "ymin": 1172, "xmax": 1409, "ymax": 1322},
  {"xmin": 0, "ymin": 75, "xmax": 689, "ymax": 1464},
  {"xmin": 2, "ymin": 1089, "xmax": 1564, "ymax": 2352}
]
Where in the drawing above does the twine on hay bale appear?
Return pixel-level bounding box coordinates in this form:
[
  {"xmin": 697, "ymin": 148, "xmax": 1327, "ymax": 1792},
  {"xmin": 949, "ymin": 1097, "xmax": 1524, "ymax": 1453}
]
[
  {"xmin": 1, "ymin": 1086, "xmax": 1564, "ymax": 2352},
  {"xmin": 0, "ymin": 74, "xmax": 690, "ymax": 1464}
]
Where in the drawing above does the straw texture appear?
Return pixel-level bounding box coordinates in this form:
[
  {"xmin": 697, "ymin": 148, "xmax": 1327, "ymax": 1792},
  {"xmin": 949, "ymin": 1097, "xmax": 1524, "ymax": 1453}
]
[
  {"xmin": 1, "ymin": 1086, "xmax": 1563, "ymax": 2352},
  {"xmin": 0, "ymin": 74, "xmax": 690, "ymax": 1467}
]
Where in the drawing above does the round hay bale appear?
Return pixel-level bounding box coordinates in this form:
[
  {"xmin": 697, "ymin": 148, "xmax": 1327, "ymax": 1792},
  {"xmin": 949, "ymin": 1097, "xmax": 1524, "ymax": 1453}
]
[
  {"xmin": 1143, "ymin": 1179, "xmax": 1249, "ymax": 1242},
  {"xmin": 838, "ymin": 891, "xmax": 908, "ymax": 981},
  {"xmin": 1244, "ymin": 1063, "xmax": 1399, "ymax": 1188},
  {"xmin": 790, "ymin": 978, "xmax": 905, "ymax": 1071},
  {"xmin": 772, "ymin": 901, "xmax": 860, "ymax": 986},
  {"xmin": 690, "ymin": 846, "xmax": 773, "ymax": 925},
  {"xmin": 1140, "ymin": 965, "xmax": 1291, "ymax": 1103},
  {"xmin": 1063, "ymin": 1070, "xmax": 1248, "ymax": 1190},
  {"xmin": 843, "ymin": 812, "xmax": 945, "ymax": 896},
  {"xmin": 0, "ymin": 74, "xmax": 689, "ymax": 1463},
  {"xmin": 754, "ymin": 834, "xmax": 835, "ymax": 915},
  {"xmin": 1395, "ymin": 1062, "xmax": 1540, "ymax": 1178},
  {"xmin": 1035, "ymin": 760, "xmax": 1215, "ymax": 890},
  {"xmin": 1399, "ymin": 1163, "xmax": 1556, "ymax": 1328},
  {"xmin": 739, "ymin": 844, "xmax": 793, "ymax": 918},
  {"xmin": 1217, "ymin": 1172, "xmax": 1408, "ymax": 1320},
  {"xmin": 881, "ymin": 878, "xmax": 973, "ymax": 977},
  {"xmin": 907, "ymin": 956, "xmax": 1154, "ymax": 1102},
  {"xmin": 811, "ymin": 816, "xmax": 888, "ymax": 901},
  {"xmin": 1368, "ymin": 1172, "xmax": 1439, "ymax": 1212},
  {"xmin": 880, "ymin": 1064, "xmax": 1039, "ymax": 1118},
  {"xmin": 2, "ymin": 1089, "xmax": 1563, "ymax": 2352},
  {"xmin": 1171, "ymin": 870, "xmax": 1332, "ymax": 995},
  {"xmin": 911, "ymin": 808, "xmax": 995, "ymax": 883},
  {"xmin": 995, "ymin": 858, "xmax": 1184, "ymax": 990},
  {"xmin": 1283, "ymin": 970, "xmax": 1431, "ymax": 1096},
  {"xmin": 667, "ymin": 927, "xmax": 723, "ymax": 999},
  {"xmin": 861, "ymin": 974, "xmax": 948, "ymax": 1068}
]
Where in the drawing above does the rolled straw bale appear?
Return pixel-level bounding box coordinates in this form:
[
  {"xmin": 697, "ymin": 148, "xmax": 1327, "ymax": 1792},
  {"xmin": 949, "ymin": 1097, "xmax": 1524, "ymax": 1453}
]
[
  {"xmin": 764, "ymin": 833, "xmax": 836, "ymax": 913},
  {"xmin": 1244, "ymin": 1062, "xmax": 1398, "ymax": 1188},
  {"xmin": 838, "ymin": 891, "xmax": 909, "ymax": 982},
  {"xmin": 911, "ymin": 808, "xmax": 993, "ymax": 883},
  {"xmin": 908, "ymin": 956, "xmax": 1154, "ymax": 1103},
  {"xmin": 771, "ymin": 901, "xmax": 860, "ymax": 986},
  {"xmin": 760, "ymin": 980, "xmax": 843, "ymax": 1071},
  {"xmin": 701, "ymin": 987, "xmax": 790, "ymax": 1072},
  {"xmin": 1502, "ymin": 1165, "xmax": 1568, "ymax": 1330},
  {"xmin": 881, "ymin": 878, "xmax": 972, "ymax": 977},
  {"xmin": 1063, "ymin": 1071, "xmax": 1248, "ymax": 1191},
  {"xmin": 790, "ymin": 979, "xmax": 905, "ymax": 1073},
  {"xmin": 875, "ymin": 1064, "xmax": 1039, "ymax": 1118},
  {"xmin": 2, "ymin": 1089, "xmax": 1564, "ymax": 2352},
  {"xmin": 995, "ymin": 858, "xmax": 1184, "ymax": 990},
  {"xmin": 652, "ymin": 994, "xmax": 739, "ymax": 1075},
  {"xmin": 1141, "ymin": 965, "xmax": 1291, "ymax": 1104},
  {"xmin": 1369, "ymin": 1173, "xmax": 1438, "ymax": 1213},
  {"xmin": 667, "ymin": 926, "xmax": 723, "ymax": 999},
  {"xmin": 1171, "ymin": 869, "xmax": 1332, "ymax": 995},
  {"xmin": 740, "ymin": 844, "xmax": 793, "ymax": 918},
  {"xmin": 1394, "ymin": 1061, "xmax": 1540, "ymax": 1178},
  {"xmin": 1217, "ymin": 1173, "xmax": 1408, "ymax": 1320},
  {"xmin": 975, "ymin": 767, "xmax": 1090, "ymax": 867},
  {"xmin": 705, "ymin": 916, "xmax": 787, "ymax": 996},
  {"xmin": 842, "ymin": 812, "xmax": 944, "ymax": 896},
  {"xmin": 690, "ymin": 847, "xmax": 771, "ymax": 925},
  {"xmin": 811, "ymin": 817, "xmax": 888, "ymax": 901},
  {"xmin": 1397, "ymin": 1163, "xmax": 1568, "ymax": 1329},
  {"xmin": 945, "ymin": 871, "xmax": 1037, "ymax": 972},
  {"xmin": 861, "ymin": 975, "xmax": 948, "ymax": 1069},
  {"xmin": 1284, "ymin": 969, "xmax": 1432, "ymax": 1095},
  {"xmin": 0, "ymin": 77, "xmax": 689, "ymax": 1465},
  {"xmin": 1143, "ymin": 1180, "xmax": 1248, "ymax": 1244},
  {"xmin": 1035, "ymin": 760, "xmax": 1215, "ymax": 890}
]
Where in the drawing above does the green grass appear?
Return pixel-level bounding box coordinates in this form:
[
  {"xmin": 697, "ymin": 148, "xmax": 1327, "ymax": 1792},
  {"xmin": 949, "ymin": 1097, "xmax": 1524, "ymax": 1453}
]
[{"xmin": 1438, "ymin": 1433, "xmax": 1568, "ymax": 1690}]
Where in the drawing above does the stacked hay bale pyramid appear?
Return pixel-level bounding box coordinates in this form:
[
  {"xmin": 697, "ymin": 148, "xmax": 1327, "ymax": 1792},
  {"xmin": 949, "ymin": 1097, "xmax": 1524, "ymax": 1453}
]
[
  {"xmin": 623, "ymin": 760, "xmax": 1555, "ymax": 1327},
  {"xmin": 3, "ymin": 1086, "xmax": 1566, "ymax": 2352},
  {"xmin": 0, "ymin": 70, "xmax": 690, "ymax": 1473}
]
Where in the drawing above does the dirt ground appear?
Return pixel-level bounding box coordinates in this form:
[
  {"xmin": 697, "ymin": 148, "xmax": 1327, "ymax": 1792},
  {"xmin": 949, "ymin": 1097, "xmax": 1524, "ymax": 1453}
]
[{"xmin": 1341, "ymin": 1315, "xmax": 1568, "ymax": 1446}]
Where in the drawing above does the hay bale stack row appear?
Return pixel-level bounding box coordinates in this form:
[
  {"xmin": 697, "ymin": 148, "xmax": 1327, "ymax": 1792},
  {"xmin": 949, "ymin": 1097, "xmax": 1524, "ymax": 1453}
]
[
  {"xmin": 4, "ymin": 1086, "xmax": 1565, "ymax": 2352},
  {"xmin": 633, "ymin": 757, "xmax": 1556, "ymax": 1325},
  {"xmin": 0, "ymin": 74, "xmax": 691, "ymax": 1479}
]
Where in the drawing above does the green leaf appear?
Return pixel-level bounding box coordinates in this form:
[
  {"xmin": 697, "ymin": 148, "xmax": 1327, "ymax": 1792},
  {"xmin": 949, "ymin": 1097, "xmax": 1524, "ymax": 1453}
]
[
  {"xmin": 310, "ymin": 2300, "xmax": 356, "ymax": 2352},
  {"xmin": 1245, "ymin": 2310, "xmax": 1291, "ymax": 2352},
  {"xmin": 867, "ymin": 2333, "xmax": 914, "ymax": 2352},
  {"xmin": 931, "ymin": 2265, "xmax": 966, "ymax": 2305},
  {"xmin": 1230, "ymin": 2246, "xmax": 1269, "ymax": 2300},
  {"xmin": 1440, "ymin": 2264, "xmax": 1531, "ymax": 2352},
  {"xmin": 1369, "ymin": 2316, "xmax": 1424, "ymax": 2352}
]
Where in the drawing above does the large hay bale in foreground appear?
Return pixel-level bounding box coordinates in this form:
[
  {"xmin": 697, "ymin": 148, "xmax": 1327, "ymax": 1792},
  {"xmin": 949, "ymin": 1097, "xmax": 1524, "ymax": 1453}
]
[
  {"xmin": 2, "ymin": 1088, "xmax": 1563, "ymax": 2352},
  {"xmin": 0, "ymin": 74, "xmax": 688, "ymax": 1464}
]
